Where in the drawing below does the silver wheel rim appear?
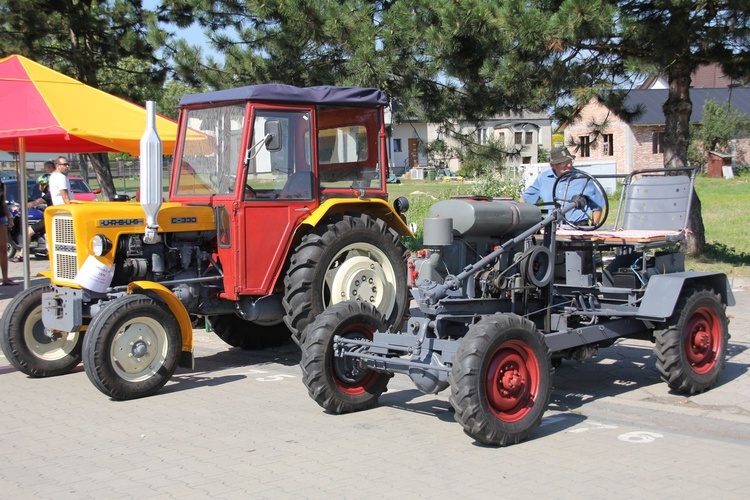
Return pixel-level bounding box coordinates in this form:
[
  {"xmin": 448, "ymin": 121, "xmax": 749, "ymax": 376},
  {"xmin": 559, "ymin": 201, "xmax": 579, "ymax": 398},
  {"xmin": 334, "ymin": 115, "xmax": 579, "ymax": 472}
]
[
  {"xmin": 110, "ymin": 317, "xmax": 169, "ymax": 382},
  {"xmin": 327, "ymin": 242, "xmax": 397, "ymax": 316},
  {"xmin": 23, "ymin": 304, "xmax": 80, "ymax": 361}
]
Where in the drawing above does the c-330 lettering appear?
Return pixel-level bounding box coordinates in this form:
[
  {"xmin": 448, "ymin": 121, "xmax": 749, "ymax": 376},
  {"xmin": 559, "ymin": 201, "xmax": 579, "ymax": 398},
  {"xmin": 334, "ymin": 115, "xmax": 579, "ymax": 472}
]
[{"xmin": 171, "ymin": 217, "xmax": 198, "ymax": 224}]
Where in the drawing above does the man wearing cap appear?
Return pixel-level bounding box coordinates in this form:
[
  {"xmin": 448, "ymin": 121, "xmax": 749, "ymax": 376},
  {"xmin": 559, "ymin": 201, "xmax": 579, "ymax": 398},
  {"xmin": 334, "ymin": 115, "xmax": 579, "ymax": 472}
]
[{"xmin": 521, "ymin": 146, "xmax": 605, "ymax": 225}]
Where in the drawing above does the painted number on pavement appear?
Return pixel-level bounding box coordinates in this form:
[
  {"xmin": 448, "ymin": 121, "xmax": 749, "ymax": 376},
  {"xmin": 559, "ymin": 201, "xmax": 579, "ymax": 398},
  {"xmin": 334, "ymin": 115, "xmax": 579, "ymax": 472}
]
[
  {"xmin": 246, "ymin": 369, "xmax": 296, "ymax": 382},
  {"xmin": 617, "ymin": 431, "xmax": 664, "ymax": 443}
]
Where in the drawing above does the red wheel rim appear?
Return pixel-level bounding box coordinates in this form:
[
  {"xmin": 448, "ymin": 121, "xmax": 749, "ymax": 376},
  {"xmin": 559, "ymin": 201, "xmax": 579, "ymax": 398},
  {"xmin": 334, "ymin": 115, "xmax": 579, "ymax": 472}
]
[
  {"xmin": 485, "ymin": 339, "xmax": 541, "ymax": 423},
  {"xmin": 684, "ymin": 306, "xmax": 722, "ymax": 375},
  {"xmin": 331, "ymin": 322, "xmax": 379, "ymax": 396}
]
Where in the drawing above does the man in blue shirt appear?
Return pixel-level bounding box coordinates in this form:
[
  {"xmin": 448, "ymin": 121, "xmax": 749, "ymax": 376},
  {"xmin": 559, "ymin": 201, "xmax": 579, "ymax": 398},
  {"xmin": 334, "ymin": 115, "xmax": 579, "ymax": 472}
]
[{"xmin": 521, "ymin": 146, "xmax": 605, "ymax": 225}]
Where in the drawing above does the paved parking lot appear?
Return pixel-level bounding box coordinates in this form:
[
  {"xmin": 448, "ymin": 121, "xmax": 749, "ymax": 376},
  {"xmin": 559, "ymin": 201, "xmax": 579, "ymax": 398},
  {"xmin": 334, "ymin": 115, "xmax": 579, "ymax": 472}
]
[{"xmin": 1, "ymin": 259, "xmax": 748, "ymax": 499}]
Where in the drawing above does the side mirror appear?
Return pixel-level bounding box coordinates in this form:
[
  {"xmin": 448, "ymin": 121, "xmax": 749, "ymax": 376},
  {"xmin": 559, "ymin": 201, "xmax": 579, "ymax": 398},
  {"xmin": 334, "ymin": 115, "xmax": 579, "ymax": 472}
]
[
  {"xmin": 93, "ymin": 188, "xmax": 102, "ymax": 194},
  {"xmin": 393, "ymin": 196, "xmax": 409, "ymax": 214},
  {"xmin": 264, "ymin": 120, "xmax": 282, "ymax": 152}
]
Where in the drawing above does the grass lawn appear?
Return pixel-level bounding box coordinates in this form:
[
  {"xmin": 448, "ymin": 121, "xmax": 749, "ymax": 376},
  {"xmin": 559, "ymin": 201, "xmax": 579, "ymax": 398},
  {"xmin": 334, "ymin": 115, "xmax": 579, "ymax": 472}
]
[
  {"xmin": 689, "ymin": 176, "xmax": 750, "ymax": 276},
  {"xmin": 387, "ymin": 173, "xmax": 750, "ymax": 277}
]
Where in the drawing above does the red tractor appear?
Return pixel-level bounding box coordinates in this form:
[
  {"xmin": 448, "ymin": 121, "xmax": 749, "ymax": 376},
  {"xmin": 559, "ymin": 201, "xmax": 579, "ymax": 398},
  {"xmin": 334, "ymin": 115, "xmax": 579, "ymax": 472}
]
[{"xmin": 1, "ymin": 84, "xmax": 412, "ymax": 400}]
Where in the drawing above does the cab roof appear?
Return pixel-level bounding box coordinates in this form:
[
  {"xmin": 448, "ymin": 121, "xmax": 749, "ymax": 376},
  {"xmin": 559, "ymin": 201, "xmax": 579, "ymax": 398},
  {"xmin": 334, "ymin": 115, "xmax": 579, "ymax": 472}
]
[{"xmin": 179, "ymin": 84, "xmax": 387, "ymax": 107}]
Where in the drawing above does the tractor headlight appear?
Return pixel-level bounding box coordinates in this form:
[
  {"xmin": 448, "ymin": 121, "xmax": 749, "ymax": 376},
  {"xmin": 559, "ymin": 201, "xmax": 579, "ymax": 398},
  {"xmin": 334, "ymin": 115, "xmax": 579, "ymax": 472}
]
[{"xmin": 92, "ymin": 235, "xmax": 112, "ymax": 256}]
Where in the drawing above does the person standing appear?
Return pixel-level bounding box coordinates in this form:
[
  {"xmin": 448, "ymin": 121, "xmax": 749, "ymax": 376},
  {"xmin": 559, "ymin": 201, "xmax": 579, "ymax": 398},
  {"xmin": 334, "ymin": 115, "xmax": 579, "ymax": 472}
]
[
  {"xmin": 0, "ymin": 179, "xmax": 17, "ymax": 285},
  {"xmin": 49, "ymin": 156, "xmax": 74, "ymax": 205}
]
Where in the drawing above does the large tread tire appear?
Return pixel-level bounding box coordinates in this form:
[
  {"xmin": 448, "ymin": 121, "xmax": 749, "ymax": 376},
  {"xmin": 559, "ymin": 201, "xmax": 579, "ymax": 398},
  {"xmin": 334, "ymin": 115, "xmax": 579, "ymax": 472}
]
[
  {"xmin": 449, "ymin": 314, "xmax": 553, "ymax": 446},
  {"xmin": 301, "ymin": 301, "xmax": 390, "ymax": 414},
  {"xmin": 83, "ymin": 295, "xmax": 182, "ymax": 400},
  {"xmin": 283, "ymin": 213, "xmax": 409, "ymax": 345},
  {"xmin": 0, "ymin": 284, "xmax": 83, "ymax": 377},
  {"xmin": 654, "ymin": 287, "xmax": 729, "ymax": 395},
  {"xmin": 211, "ymin": 314, "xmax": 292, "ymax": 349}
]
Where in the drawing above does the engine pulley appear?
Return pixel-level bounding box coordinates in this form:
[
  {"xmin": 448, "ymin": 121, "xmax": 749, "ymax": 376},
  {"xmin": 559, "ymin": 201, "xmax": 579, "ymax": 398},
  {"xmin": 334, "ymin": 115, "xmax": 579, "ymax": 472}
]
[{"xmin": 521, "ymin": 245, "xmax": 553, "ymax": 287}]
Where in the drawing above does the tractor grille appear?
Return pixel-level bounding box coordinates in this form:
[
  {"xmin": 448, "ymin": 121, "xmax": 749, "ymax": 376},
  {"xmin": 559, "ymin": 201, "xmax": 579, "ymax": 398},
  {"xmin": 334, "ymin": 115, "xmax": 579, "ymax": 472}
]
[{"xmin": 51, "ymin": 214, "xmax": 78, "ymax": 281}]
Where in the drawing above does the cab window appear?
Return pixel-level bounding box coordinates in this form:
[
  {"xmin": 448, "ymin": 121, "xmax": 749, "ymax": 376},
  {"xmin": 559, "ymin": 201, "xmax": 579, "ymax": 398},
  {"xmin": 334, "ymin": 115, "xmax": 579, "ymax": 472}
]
[{"xmin": 245, "ymin": 110, "xmax": 313, "ymax": 200}]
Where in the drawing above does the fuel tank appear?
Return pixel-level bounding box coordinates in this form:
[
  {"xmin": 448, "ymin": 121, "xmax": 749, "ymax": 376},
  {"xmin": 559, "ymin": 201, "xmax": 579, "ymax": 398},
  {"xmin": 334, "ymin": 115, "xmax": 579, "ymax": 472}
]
[{"xmin": 428, "ymin": 197, "xmax": 542, "ymax": 238}]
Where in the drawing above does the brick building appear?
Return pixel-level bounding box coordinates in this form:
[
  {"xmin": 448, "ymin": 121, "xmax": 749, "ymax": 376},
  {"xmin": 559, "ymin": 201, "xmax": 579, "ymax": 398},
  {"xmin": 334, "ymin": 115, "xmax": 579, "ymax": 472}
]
[{"xmin": 564, "ymin": 87, "xmax": 750, "ymax": 174}]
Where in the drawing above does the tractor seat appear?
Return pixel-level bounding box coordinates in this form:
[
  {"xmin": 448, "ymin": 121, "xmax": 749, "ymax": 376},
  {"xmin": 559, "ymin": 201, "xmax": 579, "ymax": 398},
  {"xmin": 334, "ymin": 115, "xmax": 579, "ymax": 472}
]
[
  {"xmin": 556, "ymin": 167, "xmax": 696, "ymax": 249},
  {"xmin": 556, "ymin": 228, "xmax": 684, "ymax": 245}
]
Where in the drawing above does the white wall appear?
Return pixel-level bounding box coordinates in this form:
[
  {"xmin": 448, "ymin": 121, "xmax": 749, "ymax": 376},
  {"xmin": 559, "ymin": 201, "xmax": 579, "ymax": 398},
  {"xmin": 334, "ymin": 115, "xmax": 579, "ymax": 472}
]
[
  {"xmin": 389, "ymin": 122, "xmax": 433, "ymax": 174},
  {"xmin": 389, "ymin": 115, "xmax": 553, "ymax": 175}
]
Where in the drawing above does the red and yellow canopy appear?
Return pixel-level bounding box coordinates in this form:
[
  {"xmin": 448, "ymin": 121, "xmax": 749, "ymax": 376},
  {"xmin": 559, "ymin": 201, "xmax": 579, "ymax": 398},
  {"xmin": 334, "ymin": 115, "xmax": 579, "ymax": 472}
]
[{"xmin": 0, "ymin": 54, "xmax": 180, "ymax": 156}]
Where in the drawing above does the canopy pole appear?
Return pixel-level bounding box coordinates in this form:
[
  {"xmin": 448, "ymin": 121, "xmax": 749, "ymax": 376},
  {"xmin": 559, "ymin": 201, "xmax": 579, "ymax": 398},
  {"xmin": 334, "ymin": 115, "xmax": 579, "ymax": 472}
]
[{"xmin": 18, "ymin": 138, "xmax": 30, "ymax": 288}]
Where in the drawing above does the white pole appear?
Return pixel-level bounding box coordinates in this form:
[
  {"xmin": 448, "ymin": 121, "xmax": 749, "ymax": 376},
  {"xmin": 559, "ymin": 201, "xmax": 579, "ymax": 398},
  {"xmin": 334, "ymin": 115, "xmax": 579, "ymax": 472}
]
[{"xmin": 18, "ymin": 138, "xmax": 30, "ymax": 288}]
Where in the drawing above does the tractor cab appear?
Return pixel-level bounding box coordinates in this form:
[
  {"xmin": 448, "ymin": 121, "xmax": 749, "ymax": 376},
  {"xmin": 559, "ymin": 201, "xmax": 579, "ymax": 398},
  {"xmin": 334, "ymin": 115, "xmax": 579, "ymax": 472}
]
[{"xmin": 169, "ymin": 85, "xmax": 390, "ymax": 299}]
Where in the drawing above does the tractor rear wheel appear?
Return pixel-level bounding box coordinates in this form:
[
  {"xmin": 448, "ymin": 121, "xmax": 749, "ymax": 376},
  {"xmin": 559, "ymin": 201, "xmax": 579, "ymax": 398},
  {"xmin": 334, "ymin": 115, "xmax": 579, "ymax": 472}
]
[
  {"xmin": 0, "ymin": 284, "xmax": 83, "ymax": 377},
  {"xmin": 283, "ymin": 214, "xmax": 408, "ymax": 345},
  {"xmin": 654, "ymin": 287, "xmax": 728, "ymax": 394},
  {"xmin": 83, "ymin": 295, "xmax": 181, "ymax": 400},
  {"xmin": 211, "ymin": 314, "xmax": 292, "ymax": 349},
  {"xmin": 301, "ymin": 301, "xmax": 390, "ymax": 414},
  {"xmin": 450, "ymin": 314, "xmax": 553, "ymax": 446}
]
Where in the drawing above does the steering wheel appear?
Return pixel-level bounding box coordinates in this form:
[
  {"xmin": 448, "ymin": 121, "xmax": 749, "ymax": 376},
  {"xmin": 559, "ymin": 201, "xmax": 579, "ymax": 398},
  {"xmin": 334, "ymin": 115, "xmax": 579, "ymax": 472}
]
[
  {"xmin": 552, "ymin": 170, "xmax": 609, "ymax": 231},
  {"xmin": 245, "ymin": 184, "xmax": 256, "ymax": 199}
]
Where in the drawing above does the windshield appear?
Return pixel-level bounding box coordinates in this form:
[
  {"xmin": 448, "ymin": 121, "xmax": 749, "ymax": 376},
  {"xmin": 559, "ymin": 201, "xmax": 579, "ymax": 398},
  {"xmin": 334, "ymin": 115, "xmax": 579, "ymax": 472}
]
[
  {"xmin": 175, "ymin": 104, "xmax": 246, "ymax": 196},
  {"xmin": 69, "ymin": 179, "xmax": 92, "ymax": 193}
]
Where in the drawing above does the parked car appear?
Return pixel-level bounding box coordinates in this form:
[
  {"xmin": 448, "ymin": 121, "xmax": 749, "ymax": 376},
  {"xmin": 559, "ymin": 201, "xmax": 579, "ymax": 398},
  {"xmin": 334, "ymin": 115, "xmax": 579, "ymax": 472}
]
[
  {"xmin": 3, "ymin": 179, "xmax": 41, "ymax": 204},
  {"xmin": 4, "ymin": 177, "xmax": 99, "ymax": 203},
  {"xmin": 0, "ymin": 170, "xmax": 17, "ymax": 181},
  {"xmin": 4, "ymin": 179, "xmax": 44, "ymax": 260},
  {"xmin": 68, "ymin": 176, "xmax": 100, "ymax": 201}
]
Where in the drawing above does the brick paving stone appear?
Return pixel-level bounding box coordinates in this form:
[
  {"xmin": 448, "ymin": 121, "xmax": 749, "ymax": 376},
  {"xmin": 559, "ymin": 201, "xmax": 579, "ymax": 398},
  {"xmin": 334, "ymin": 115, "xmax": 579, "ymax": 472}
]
[{"xmin": 1, "ymin": 263, "xmax": 749, "ymax": 498}]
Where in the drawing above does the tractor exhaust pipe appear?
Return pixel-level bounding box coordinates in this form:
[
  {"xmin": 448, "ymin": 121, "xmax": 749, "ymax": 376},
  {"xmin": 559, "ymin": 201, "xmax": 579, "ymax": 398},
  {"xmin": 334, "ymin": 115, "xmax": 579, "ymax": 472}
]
[{"xmin": 140, "ymin": 101, "xmax": 162, "ymax": 244}]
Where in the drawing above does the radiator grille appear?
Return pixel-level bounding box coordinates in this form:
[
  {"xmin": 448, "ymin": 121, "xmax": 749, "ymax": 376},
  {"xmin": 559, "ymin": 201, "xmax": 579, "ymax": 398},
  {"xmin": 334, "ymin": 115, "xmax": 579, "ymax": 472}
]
[{"xmin": 52, "ymin": 214, "xmax": 78, "ymax": 281}]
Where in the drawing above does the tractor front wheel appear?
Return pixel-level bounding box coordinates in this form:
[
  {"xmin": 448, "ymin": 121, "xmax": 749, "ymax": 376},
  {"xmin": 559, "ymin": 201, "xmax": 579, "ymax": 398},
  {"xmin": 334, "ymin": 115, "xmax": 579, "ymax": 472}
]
[
  {"xmin": 0, "ymin": 284, "xmax": 83, "ymax": 377},
  {"xmin": 654, "ymin": 288, "xmax": 729, "ymax": 394},
  {"xmin": 83, "ymin": 295, "xmax": 182, "ymax": 400},
  {"xmin": 301, "ymin": 301, "xmax": 390, "ymax": 414},
  {"xmin": 283, "ymin": 214, "xmax": 408, "ymax": 345},
  {"xmin": 450, "ymin": 314, "xmax": 553, "ymax": 446}
]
